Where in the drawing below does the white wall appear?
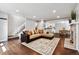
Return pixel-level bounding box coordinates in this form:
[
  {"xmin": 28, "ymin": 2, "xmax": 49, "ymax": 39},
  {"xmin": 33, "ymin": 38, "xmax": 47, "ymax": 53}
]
[
  {"xmin": 24, "ymin": 19, "xmax": 70, "ymax": 33},
  {"xmin": 8, "ymin": 14, "xmax": 26, "ymax": 36},
  {"xmin": 25, "ymin": 19, "xmax": 36, "ymax": 31},
  {"xmin": 46, "ymin": 19, "xmax": 69, "ymax": 33},
  {"xmin": 37, "ymin": 20, "xmax": 45, "ymax": 29},
  {"xmin": 0, "ymin": 11, "xmax": 8, "ymax": 42},
  {"xmin": 8, "ymin": 14, "xmax": 37, "ymax": 35}
]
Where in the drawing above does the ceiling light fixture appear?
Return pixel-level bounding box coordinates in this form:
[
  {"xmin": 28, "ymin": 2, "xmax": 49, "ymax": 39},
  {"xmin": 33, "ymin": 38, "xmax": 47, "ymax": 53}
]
[
  {"xmin": 33, "ymin": 16, "xmax": 36, "ymax": 18},
  {"xmin": 57, "ymin": 16, "xmax": 60, "ymax": 18},
  {"xmin": 16, "ymin": 10, "xmax": 20, "ymax": 12},
  {"xmin": 52, "ymin": 10, "xmax": 56, "ymax": 13}
]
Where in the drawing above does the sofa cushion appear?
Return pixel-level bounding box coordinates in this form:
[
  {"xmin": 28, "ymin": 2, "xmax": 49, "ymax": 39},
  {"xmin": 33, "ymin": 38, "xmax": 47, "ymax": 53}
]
[
  {"xmin": 42, "ymin": 33, "xmax": 54, "ymax": 38},
  {"xmin": 28, "ymin": 31, "xmax": 33, "ymax": 35},
  {"xmin": 31, "ymin": 30, "xmax": 34, "ymax": 35},
  {"xmin": 30, "ymin": 34, "xmax": 41, "ymax": 39}
]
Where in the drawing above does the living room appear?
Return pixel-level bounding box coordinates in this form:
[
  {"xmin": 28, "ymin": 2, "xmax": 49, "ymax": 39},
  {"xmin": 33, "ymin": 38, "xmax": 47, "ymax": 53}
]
[{"xmin": 0, "ymin": 3, "xmax": 79, "ymax": 55}]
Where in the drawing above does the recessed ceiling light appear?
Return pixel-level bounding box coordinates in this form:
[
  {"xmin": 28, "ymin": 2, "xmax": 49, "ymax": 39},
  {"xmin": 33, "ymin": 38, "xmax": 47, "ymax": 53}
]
[
  {"xmin": 52, "ymin": 10, "xmax": 56, "ymax": 13},
  {"xmin": 57, "ymin": 16, "xmax": 60, "ymax": 18},
  {"xmin": 33, "ymin": 16, "xmax": 36, "ymax": 18},
  {"xmin": 16, "ymin": 10, "xmax": 20, "ymax": 12}
]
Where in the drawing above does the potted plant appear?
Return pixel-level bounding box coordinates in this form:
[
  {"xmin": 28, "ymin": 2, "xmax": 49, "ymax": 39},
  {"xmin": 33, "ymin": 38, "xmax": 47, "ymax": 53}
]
[{"xmin": 71, "ymin": 10, "xmax": 76, "ymax": 23}]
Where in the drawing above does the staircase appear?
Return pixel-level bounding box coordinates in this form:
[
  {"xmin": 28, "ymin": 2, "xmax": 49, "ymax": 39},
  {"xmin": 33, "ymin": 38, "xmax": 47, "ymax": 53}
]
[{"xmin": 8, "ymin": 22, "xmax": 25, "ymax": 39}]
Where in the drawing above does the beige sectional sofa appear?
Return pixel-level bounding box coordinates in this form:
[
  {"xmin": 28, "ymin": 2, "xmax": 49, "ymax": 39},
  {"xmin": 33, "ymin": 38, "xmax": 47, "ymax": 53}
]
[{"xmin": 21, "ymin": 31, "xmax": 54, "ymax": 43}]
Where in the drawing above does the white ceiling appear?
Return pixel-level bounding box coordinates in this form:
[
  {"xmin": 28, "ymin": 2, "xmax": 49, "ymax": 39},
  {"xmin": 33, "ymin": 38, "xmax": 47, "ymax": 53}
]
[{"xmin": 0, "ymin": 3, "xmax": 77, "ymax": 20}]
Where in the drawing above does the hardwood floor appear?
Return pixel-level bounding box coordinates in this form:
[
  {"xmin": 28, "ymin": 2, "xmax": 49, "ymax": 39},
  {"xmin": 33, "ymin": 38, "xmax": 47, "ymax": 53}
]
[
  {"xmin": 0, "ymin": 39, "xmax": 40, "ymax": 55},
  {"xmin": 53, "ymin": 37, "xmax": 79, "ymax": 55},
  {"xmin": 0, "ymin": 37, "xmax": 79, "ymax": 55}
]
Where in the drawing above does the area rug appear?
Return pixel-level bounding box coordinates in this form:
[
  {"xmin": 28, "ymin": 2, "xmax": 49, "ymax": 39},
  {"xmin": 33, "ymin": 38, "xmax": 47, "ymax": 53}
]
[{"xmin": 21, "ymin": 38, "xmax": 60, "ymax": 55}]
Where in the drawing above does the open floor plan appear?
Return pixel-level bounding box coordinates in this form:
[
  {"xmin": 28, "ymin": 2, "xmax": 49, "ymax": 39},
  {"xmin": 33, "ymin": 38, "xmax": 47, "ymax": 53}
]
[{"xmin": 0, "ymin": 3, "xmax": 79, "ymax": 55}]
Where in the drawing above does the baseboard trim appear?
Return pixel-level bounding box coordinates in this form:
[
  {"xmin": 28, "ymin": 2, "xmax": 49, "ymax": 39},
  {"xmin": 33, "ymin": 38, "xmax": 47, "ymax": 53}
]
[{"xmin": 8, "ymin": 36, "xmax": 19, "ymax": 40}]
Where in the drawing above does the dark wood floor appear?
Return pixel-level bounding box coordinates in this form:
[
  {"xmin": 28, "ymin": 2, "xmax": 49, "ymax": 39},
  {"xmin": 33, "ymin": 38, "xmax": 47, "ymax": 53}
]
[
  {"xmin": 53, "ymin": 37, "xmax": 79, "ymax": 55},
  {"xmin": 0, "ymin": 37, "xmax": 79, "ymax": 55}
]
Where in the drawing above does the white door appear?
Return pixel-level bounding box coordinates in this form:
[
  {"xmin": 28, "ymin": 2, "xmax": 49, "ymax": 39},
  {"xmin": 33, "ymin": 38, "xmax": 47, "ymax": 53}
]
[{"xmin": 0, "ymin": 19, "xmax": 8, "ymax": 42}]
